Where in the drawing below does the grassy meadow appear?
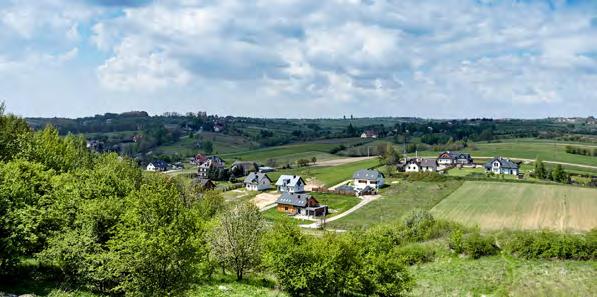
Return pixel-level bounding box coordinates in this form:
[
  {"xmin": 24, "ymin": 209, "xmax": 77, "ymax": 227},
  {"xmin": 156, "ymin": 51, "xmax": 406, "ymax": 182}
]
[
  {"xmin": 431, "ymin": 181, "xmax": 597, "ymax": 232},
  {"xmin": 327, "ymin": 179, "xmax": 464, "ymax": 230}
]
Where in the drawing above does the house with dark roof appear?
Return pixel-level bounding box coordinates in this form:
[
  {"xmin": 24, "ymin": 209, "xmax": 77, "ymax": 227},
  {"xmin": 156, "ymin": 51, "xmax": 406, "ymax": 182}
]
[
  {"xmin": 146, "ymin": 160, "xmax": 168, "ymax": 172},
  {"xmin": 276, "ymin": 192, "xmax": 327, "ymax": 217},
  {"xmin": 360, "ymin": 130, "xmax": 378, "ymax": 139},
  {"xmin": 352, "ymin": 169, "xmax": 384, "ymax": 191},
  {"xmin": 244, "ymin": 172, "xmax": 272, "ymax": 191},
  {"xmin": 437, "ymin": 151, "xmax": 473, "ymax": 166},
  {"xmin": 275, "ymin": 175, "xmax": 306, "ymax": 193},
  {"xmin": 404, "ymin": 158, "xmax": 438, "ymax": 172},
  {"xmin": 484, "ymin": 157, "xmax": 520, "ymax": 175}
]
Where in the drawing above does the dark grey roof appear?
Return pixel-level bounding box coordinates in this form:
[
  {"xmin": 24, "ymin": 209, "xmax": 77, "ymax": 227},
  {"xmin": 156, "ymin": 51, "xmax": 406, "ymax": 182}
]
[
  {"xmin": 439, "ymin": 151, "xmax": 471, "ymax": 160},
  {"xmin": 484, "ymin": 157, "xmax": 519, "ymax": 169},
  {"xmin": 421, "ymin": 159, "xmax": 438, "ymax": 168},
  {"xmin": 276, "ymin": 192, "xmax": 311, "ymax": 207},
  {"xmin": 243, "ymin": 172, "xmax": 270, "ymax": 184},
  {"xmin": 352, "ymin": 169, "xmax": 383, "ymax": 180},
  {"xmin": 150, "ymin": 160, "xmax": 168, "ymax": 169}
]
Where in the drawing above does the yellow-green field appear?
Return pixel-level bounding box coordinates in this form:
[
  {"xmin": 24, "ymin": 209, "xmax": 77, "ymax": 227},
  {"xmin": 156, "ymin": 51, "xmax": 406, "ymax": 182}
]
[{"xmin": 431, "ymin": 181, "xmax": 597, "ymax": 232}]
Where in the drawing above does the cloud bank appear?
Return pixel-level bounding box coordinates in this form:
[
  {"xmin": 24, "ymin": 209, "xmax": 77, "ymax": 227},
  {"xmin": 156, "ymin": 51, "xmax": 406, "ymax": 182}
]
[{"xmin": 1, "ymin": 0, "xmax": 596, "ymax": 118}]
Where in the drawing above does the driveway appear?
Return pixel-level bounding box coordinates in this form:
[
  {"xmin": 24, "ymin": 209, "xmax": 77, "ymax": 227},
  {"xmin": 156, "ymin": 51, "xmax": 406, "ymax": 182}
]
[{"xmin": 300, "ymin": 194, "xmax": 380, "ymax": 229}]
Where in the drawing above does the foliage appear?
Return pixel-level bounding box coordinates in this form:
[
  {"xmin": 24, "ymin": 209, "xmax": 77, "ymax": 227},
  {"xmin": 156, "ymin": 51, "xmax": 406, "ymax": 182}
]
[
  {"xmin": 210, "ymin": 202, "xmax": 265, "ymax": 281},
  {"xmin": 500, "ymin": 231, "xmax": 596, "ymax": 261},
  {"xmin": 392, "ymin": 244, "xmax": 435, "ymax": 265},
  {"xmin": 108, "ymin": 174, "xmax": 205, "ymax": 296},
  {"xmin": 461, "ymin": 232, "xmax": 498, "ymax": 259}
]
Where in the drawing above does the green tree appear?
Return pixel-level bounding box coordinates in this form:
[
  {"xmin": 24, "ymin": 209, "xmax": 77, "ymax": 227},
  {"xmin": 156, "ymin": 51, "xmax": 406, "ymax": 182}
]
[
  {"xmin": 109, "ymin": 174, "xmax": 205, "ymax": 296},
  {"xmin": 0, "ymin": 102, "xmax": 31, "ymax": 162},
  {"xmin": 311, "ymin": 156, "xmax": 317, "ymax": 165},
  {"xmin": 534, "ymin": 158, "xmax": 547, "ymax": 179},
  {"xmin": 550, "ymin": 164, "xmax": 567, "ymax": 183},
  {"xmin": 209, "ymin": 202, "xmax": 265, "ymax": 280}
]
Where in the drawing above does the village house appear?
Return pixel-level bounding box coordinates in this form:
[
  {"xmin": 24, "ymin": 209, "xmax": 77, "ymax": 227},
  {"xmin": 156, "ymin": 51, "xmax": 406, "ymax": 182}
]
[
  {"xmin": 244, "ymin": 172, "xmax": 272, "ymax": 191},
  {"xmin": 146, "ymin": 160, "xmax": 168, "ymax": 172},
  {"xmin": 275, "ymin": 175, "xmax": 306, "ymax": 193},
  {"xmin": 360, "ymin": 130, "xmax": 378, "ymax": 139},
  {"xmin": 404, "ymin": 158, "xmax": 438, "ymax": 172},
  {"xmin": 484, "ymin": 157, "xmax": 520, "ymax": 175},
  {"xmin": 193, "ymin": 178, "xmax": 216, "ymax": 191},
  {"xmin": 352, "ymin": 169, "xmax": 384, "ymax": 191},
  {"xmin": 276, "ymin": 192, "xmax": 328, "ymax": 217},
  {"xmin": 437, "ymin": 151, "xmax": 473, "ymax": 166},
  {"xmin": 197, "ymin": 156, "xmax": 226, "ymax": 178}
]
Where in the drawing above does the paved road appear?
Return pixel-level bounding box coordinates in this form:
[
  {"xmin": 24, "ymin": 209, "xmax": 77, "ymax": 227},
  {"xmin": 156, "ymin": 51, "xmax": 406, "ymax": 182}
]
[{"xmin": 300, "ymin": 194, "xmax": 380, "ymax": 229}]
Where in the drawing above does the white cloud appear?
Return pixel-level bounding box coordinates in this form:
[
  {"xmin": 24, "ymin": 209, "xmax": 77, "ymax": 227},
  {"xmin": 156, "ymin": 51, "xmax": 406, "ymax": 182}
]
[{"xmin": 1, "ymin": 0, "xmax": 597, "ymax": 117}]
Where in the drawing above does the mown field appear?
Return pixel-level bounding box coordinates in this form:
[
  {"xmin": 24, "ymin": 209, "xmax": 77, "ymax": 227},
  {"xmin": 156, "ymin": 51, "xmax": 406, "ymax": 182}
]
[
  {"xmin": 431, "ymin": 181, "xmax": 597, "ymax": 232},
  {"xmin": 154, "ymin": 132, "xmax": 258, "ymax": 156},
  {"xmin": 219, "ymin": 137, "xmax": 367, "ymax": 164},
  {"xmin": 327, "ymin": 179, "xmax": 464, "ymax": 230},
  {"xmin": 420, "ymin": 139, "xmax": 597, "ymax": 168}
]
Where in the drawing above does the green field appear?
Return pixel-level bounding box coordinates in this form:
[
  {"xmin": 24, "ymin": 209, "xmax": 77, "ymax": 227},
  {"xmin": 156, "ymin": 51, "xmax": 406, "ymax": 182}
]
[
  {"xmin": 422, "ymin": 139, "xmax": 597, "ymax": 168},
  {"xmin": 268, "ymin": 158, "xmax": 380, "ymax": 187},
  {"xmin": 327, "ymin": 179, "xmax": 464, "ymax": 230},
  {"xmin": 155, "ymin": 132, "xmax": 257, "ymax": 156},
  {"xmin": 431, "ymin": 181, "xmax": 597, "ymax": 232},
  {"xmin": 219, "ymin": 137, "xmax": 367, "ymax": 164}
]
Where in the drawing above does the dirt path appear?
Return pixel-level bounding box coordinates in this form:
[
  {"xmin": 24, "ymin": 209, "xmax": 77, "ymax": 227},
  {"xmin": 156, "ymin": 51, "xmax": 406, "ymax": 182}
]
[
  {"xmin": 300, "ymin": 194, "xmax": 380, "ymax": 229},
  {"xmin": 313, "ymin": 156, "xmax": 376, "ymax": 167},
  {"xmin": 251, "ymin": 192, "xmax": 279, "ymax": 209}
]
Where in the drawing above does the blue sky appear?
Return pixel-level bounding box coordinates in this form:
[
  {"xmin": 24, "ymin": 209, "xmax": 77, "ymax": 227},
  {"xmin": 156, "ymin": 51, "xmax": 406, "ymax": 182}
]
[{"xmin": 1, "ymin": 0, "xmax": 596, "ymax": 118}]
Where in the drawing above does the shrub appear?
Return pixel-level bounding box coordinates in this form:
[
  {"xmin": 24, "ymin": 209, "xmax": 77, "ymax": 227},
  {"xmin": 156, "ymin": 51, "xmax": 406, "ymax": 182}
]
[
  {"xmin": 406, "ymin": 172, "xmax": 447, "ymax": 182},
  {"xmin": 462, "ymin": 232, "xmax": 498, "ymax": 259},
  {"xmin": 392, "ymin": 244, "xmax": 435, "ymax": 265},
  {"xmin": 448, "ymin": 229, "xmax": 464, "ymax": 254},
  {"xmin": 500, "ymin": 231, "xmax": 596, "ymax": 261}
]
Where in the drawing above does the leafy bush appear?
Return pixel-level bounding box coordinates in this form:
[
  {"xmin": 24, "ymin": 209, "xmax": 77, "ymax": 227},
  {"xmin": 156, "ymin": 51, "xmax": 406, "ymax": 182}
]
[
  {"xmin": 462, "ymin": 232, "xmax": 498, "ymax": 259},
  {"xmin": 392, "ymin": 244, "xmax": 435, "ymax": 265},
  {"xmin": 500, "ymin": 231, "xmax": 596, "ymax": 261},
  {"xmin": 448, "ymin": 229, "xmax": 464, "ymax": 254},
  {"xmin": 402, "ymin": 209, "xmax": 436, "ymax": 241}
]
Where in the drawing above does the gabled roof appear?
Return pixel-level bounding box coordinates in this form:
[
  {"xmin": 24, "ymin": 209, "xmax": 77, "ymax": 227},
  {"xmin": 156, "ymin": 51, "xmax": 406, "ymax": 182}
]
[
  {"xmin": 352, "ymin": 169, "xmax": 384, "ymax": 180},
  {"xmin": 275, "ymin": 175, "xmax": 305, "ymax": 187},
  {"xmin": 149, "ymin": 160, "xmax": 168, "ymax": 169},
  {"xmin": 438, "ymin": 151, "xmax": 471, "ymax": 160},
  {"xmin": 244, "ymin": 172, "xmax": 271, "ymax": 184},
  {"xmin": 194, "ymin": 178, "xmax": 215, "ymax": 188},
  {"xmin": 421, "ymin": 159, "xmax": 438, "ymax": 168},
  {"xmin": 484, "ymin": 157, "xmax": 519, "ymax": 169},
  {"xmin": 335, "ymin": 185, "xmax": 355, "ymax": 192},
  {"xmin": 276, "ymin": 192, "xmax": 315, "ymax": 207}
]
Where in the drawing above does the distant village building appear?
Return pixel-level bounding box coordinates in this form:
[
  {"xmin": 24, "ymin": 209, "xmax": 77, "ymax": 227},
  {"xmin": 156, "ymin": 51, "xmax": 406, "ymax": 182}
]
[
  {"xmin": 258, "ymin": 166, "xmax": 276, "ymax": 173},
  {"xmin": 244, "ymin": 172, "xmax": 272, "ymax": 191},
  {"xmin": 437, "ymin": 151, "xmax": 473, "ymax": 166},
  {"xmin": 352, "ymin": 169, "xmax": 385, "ymax": 193},
  {"xmin": 276, "ymin": 192, "xmax": 327, "ymax": 217},
  {"xmin": 275, "ymin": 175, "xmax": 306, "ymax": 193},
  {"xmin": 360, "ymin": 130, "xmax": 378, "ymax": 139},
  {"xmin": 404, "ymin": 158, "xmax": 438, "ymax": 173},
  {"xmin": 213, "ymin": 122, "xmax": 225, "ymax": 132},
  {"xmin": 197, "ymin": 156, "xmax": 225, "ymax": 178},
  {"xmin": 484, "ymin": 157, "xmax": 520, "ymax": 175},
  {"xmin": 146, "ymin": 160, "xmax": 168, "ymax": 172}
]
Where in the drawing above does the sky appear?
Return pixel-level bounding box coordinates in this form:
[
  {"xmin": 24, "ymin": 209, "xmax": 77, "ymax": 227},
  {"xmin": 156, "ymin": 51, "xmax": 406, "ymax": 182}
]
[{"xmin": 1, "ymin": 0, "xmax": 596, "ymax": 119}]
